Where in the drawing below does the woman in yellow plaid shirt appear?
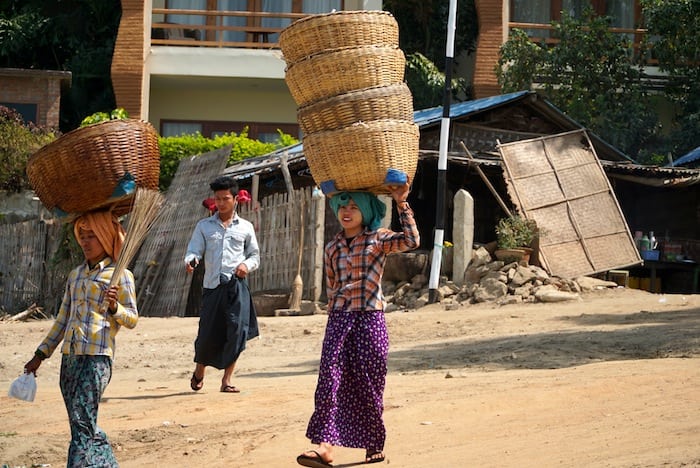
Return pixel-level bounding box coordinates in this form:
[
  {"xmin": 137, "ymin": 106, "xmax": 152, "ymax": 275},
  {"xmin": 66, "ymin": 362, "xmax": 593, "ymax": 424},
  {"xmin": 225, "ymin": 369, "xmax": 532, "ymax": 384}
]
[{"xmin": 24, "ymin": 210, "xmax": 138, "ymax": 467}]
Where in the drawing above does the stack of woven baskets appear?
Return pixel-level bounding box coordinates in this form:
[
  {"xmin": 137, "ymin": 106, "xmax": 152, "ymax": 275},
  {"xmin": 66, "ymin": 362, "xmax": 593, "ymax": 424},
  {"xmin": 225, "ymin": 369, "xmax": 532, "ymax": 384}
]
[
  {"xmin": 26, "ymin": 119, "xmax": 161, "ymax": 219},
  {"xmin": 279, "ymin": 10, "xmax": 419, "ymax": 195}
]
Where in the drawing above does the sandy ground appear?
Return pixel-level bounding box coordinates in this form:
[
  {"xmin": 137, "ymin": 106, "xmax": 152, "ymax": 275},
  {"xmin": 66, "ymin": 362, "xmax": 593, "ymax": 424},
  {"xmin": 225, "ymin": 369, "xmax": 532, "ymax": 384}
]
[{"xmin": 1, "ymin": 287, "xmax": 700, "ymax": 468}]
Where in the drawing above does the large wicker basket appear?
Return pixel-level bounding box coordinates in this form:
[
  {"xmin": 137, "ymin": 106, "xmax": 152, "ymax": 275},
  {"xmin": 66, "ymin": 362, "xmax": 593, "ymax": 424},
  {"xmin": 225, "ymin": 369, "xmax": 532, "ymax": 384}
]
[
  {"xmin": 297, "ymin": 83, "xmax": 414, "ymax": 134},
  {"xmin": 26, "ymin": 119, "xmax": 160, "ymax": 217},
  {"xmin": 285, "ymin": 46, "xmax": 405, "ymax": 107},
  {"xmin": 279, "ymin": 10, "xmax": 399, "ymax": 65},
  {"xmin": 302, "ymin": 119, "xmax": 419, "ymax": 193}
]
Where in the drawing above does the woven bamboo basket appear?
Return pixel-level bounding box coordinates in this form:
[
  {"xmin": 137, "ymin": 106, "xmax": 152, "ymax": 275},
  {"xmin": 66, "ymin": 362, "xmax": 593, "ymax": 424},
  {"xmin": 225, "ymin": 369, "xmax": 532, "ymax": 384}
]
[
  {"xmin": 285, "ymin": 46, "xmax": 405, "ymax": 107},
  {"xmin": 297, "ymin": 83, "xmax": 414, "ymax": 134},
  {"xmin": 26, "ymin": 119, "xmax": 160, "ymax": 217},
  {"xmin": 279, "ymin": 10, "xmax": 399, "ymax": 65},
  {"xmin": 302, "ymin": 119, "xmax": 419, "ymax": 193}
]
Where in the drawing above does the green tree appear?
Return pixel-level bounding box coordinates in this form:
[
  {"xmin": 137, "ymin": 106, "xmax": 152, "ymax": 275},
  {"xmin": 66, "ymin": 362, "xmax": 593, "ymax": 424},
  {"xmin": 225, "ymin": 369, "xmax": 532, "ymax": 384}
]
[
  {"xmin": 497, "ymin": 10, "xmax": 659, "ymax": 160},
  {"xmin": 0, "ymin": 106, "xmax": 56, "ymax": 192},
  {"xmin": 0, "ymin": 0, "xmax": 121, "ymax": 131},
  {"xmin": 383, "ymin": 0, "xmax": 478, "ymax": 69},
  {"xmin": 384, "ymin": 0, "xmax": 477, "ymax": 107},
  {"xmin": 641, "ymin": 0, "xmax": 700, "ymax": 159}
]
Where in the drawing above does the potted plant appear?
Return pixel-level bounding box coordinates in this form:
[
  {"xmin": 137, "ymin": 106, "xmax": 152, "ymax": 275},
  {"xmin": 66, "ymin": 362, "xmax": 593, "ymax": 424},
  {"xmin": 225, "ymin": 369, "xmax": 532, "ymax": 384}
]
[{"xmin": 495, "ymin": 215, "xmax": 539, "ymax": 263}]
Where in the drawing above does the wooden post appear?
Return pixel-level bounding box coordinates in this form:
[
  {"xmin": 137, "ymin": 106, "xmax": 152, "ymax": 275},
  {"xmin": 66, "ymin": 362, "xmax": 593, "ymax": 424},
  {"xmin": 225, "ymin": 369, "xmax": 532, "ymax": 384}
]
[{"xmin": 312, "ymin": 187, "xmax": 325, "ymax": 303}]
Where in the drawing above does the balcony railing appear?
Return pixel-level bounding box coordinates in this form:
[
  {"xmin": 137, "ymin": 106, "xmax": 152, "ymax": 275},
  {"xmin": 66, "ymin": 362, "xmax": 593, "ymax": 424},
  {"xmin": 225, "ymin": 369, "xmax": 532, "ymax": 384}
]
[
  {"xmin": 152, "ymin": 8, "xmax": 309, "ymax": 49},
  {"xmin": 508, "ymin": 22, "xmax": 653, "ymax": 61}
]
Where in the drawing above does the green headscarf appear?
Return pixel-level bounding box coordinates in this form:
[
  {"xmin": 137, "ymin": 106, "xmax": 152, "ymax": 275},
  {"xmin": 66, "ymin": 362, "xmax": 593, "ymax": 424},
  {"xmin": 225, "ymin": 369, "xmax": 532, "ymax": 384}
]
[{"xmin": 329, "ymin": 191, "xmax": 386, "ymax": 231}]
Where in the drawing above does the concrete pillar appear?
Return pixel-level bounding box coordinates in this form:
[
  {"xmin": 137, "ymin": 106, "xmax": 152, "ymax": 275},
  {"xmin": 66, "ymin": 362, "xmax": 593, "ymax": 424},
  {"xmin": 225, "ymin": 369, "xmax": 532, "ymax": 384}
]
[
  {"xmin": 453, "ymin": 189, "xmax": 474, "ymax": 286},
  {"xmin": 311, "ymin": 187, "xmax": 326, "ymax": 302}
]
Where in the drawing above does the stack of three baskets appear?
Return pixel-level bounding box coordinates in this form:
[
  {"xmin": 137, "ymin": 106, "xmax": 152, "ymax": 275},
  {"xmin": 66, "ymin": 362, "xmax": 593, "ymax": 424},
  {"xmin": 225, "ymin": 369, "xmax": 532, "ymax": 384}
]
[{"xmin": 279, "ymin": 10, "xmax": 419, "ymax": 195}]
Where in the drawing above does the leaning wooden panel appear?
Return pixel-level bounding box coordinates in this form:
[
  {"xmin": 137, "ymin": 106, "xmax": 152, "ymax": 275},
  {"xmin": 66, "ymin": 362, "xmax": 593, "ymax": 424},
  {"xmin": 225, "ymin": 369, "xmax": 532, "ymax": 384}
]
[
  {"xmin": 499, "ymin": 129, "xmax": 641, "ymax": 278},
  {"xmin": 568, "ymin": 193, "xmax": 629, "ymax": 239},
  {"xmin": 584, "ymin": 233, "xmax": 641, "ymax": 273}
]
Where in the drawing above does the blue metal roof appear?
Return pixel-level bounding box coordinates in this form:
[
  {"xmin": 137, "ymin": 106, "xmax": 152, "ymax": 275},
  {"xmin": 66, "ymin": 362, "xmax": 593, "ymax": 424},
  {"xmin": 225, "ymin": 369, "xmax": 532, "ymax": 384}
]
[
  {"xmin": 413, "ymin": 90, "xmax": 532, "ymax": 127},
  {"xmin": 668, "ymin": 146, "xmax": 700, "ymax": 168}
]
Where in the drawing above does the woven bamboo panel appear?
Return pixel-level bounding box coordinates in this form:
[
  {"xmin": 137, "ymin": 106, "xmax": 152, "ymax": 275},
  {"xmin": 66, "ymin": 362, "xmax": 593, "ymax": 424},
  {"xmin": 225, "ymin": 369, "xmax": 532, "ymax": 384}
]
[
  {"xmin": 130, "ymin": 147, "xmax": 229, "ymax": 317},
  {"xmin": 297, "ymin": 83, "xmax": 414, "ymax": 134},
  {"xmin": 499, "ymin": 130, "xmax": 641, "ymax": 278},
  {"xmin": 303, "ymin": 119, "xmax": 419, "ymax": 193},
  {"xmin": 26, "ymin": 119, "xmax": 160, "ymax": 217},
  {"xmin": 285, "ymin": 46, "xmax": 406, "ymax": 107},
  {"xmin": 279, "ymin": 10, "xmax": 399, "ymax": 65}
]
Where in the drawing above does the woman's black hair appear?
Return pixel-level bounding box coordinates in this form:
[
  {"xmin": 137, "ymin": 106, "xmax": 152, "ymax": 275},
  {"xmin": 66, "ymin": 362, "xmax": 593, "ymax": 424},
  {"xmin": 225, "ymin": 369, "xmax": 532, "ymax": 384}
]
[{"xmin": 210, "ymin": 176, "xmax": 238, "ymax": 195}]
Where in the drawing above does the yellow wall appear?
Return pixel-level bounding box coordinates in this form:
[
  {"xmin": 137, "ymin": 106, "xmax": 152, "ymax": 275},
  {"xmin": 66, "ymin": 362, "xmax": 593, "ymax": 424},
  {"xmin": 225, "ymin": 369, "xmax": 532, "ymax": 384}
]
[{"xmin": 149, "ymin": 83, "xmax": 297, "ymax": 132}]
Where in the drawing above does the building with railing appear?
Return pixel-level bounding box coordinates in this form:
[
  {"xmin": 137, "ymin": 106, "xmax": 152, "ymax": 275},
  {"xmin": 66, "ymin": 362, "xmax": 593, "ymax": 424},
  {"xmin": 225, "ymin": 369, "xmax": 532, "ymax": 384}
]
[
  {"xmin": 473, "ymin": 0, "xmax": 649, "ymax": 98},
  {"xmin": 112, "ymin": 1, "xmax": 381, "ymax": 141},
  {"xmin": 111, "ymin": 1, "xmax": 650, "ymax": 139}
]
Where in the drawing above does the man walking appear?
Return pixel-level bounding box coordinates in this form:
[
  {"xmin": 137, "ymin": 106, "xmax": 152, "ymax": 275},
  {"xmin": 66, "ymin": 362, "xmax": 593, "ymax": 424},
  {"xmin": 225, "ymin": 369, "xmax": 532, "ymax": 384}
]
[{"xmin": 185, "ymin": 175, "xmax": 260, "ymax": 393}]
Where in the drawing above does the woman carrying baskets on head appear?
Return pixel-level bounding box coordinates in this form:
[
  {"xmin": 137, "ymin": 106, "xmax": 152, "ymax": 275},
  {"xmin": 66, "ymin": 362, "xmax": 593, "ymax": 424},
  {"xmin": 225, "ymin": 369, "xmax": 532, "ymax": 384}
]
[
  {"xmin": 297, "ymin": 181, "xmax": 419, "ymax": 467},
  {"xmin": 24, "ymin": 210, "xmax": 138, "ymax": 468}
]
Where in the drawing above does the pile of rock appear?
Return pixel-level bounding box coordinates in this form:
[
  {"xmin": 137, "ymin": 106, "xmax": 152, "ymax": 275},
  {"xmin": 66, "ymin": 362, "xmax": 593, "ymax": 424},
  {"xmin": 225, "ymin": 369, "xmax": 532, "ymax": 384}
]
[{"xmin": 381, "ymin": 246, "xmax": 618, "ymax": 311}]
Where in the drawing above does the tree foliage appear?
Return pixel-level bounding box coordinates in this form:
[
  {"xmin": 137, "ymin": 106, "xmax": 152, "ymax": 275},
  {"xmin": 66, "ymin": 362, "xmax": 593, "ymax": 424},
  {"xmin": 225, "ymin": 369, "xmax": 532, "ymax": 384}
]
[
  {"xmin": 405, "ymin": 53, "xmax": 470, "ymax": 109},
  {"xmin": 383, "ymin": 0, "xmax": 478, "ymax": 69},
  {"xmin": 0, "ymin": 0, "xmax": 121, "ymax": 131},
  {"xmin": 641, "ymin": 0, "xmax": 700, "ymax": 158},
  {"xmin": 384, "ymin": 1, "xmax": 478, "ymax": 108},
  {"xmin": 158, "ymin": 130, "xmax": 298, "ymax": 190},
  {"xmin": 0, "ymin": 106, "xmax": 56, "ymax": 192},
  {"xmin": 497, "ymin": 10, "xmax": 658, "ymax": 160}
]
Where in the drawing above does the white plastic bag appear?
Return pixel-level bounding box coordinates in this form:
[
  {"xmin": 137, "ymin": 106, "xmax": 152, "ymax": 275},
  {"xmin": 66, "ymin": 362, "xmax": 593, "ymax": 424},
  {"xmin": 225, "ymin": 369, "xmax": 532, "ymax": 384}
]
[{"xmin": 8, "ymin": 372, "xmax": 37, "ymax": 402}]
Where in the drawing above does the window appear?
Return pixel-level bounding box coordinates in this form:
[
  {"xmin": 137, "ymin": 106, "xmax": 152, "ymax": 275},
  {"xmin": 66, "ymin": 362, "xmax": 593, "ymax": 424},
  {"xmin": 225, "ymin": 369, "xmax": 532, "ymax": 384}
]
[
  {"xmin": 511, "ymin": 1, "xmax": 640, "ymax": 28},
  {"xmin": 510, "ymin": 1, "xmax": 641, "ymax": 43},
  {"xmin": 163, "ymin": 0, "xmax": 345, "ymax": 44},
  {"xmin": 0, "ymin": 102, "xmax": 38, "ymax": 124},
  {"xmin": 161, "ymin": 119, "xmax": 300, "ymax": 141}
]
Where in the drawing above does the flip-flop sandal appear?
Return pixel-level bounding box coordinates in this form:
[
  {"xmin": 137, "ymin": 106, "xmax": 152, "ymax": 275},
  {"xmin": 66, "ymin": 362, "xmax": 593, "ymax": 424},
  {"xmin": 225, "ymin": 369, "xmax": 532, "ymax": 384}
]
[
  {"xmin": 365, "ymin": 450, "xmax": 385, "ymax": 464},
  {"xmin": 220, "ymin": 385, "xmax": 240, "ymax": 393},
  {"xmin": 190, "ymin": 372, "xmax": 203, "ymax": 391},
  {"xmin": 297, "ymin": 450, "xmax": 332, "ymax": 467}
]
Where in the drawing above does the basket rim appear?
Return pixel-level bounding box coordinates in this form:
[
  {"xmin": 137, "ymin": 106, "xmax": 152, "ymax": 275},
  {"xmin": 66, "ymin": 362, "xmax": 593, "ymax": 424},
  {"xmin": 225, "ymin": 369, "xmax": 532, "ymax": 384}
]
[
  {"xmin": 27, "ymin": 119, "xmax": 157, "ymax": 165},
  {"xmin": 297, "ymin": 82, "xmax": 411, "ymax": 112},
  {"xmin": 280, "ymin": 9, "xmax": 395, "ymax": 36},
  {"xmin": 285, "ymin": 44, "xmax": 401, "ymax": 69}
]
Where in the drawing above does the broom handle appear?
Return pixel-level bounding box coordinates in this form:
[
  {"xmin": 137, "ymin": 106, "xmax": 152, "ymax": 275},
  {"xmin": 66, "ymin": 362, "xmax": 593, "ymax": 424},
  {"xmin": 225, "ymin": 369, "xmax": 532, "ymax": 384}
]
[{"xmin": 296, "ymin": 197, "xmax": 304, "ymax": 276}]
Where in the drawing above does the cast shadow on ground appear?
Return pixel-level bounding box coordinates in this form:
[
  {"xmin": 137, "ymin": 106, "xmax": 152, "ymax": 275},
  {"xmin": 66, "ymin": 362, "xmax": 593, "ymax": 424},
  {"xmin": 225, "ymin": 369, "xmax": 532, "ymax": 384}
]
[{"xmin": 388, "ymin": 307, "xmax": 700, "ymax": 372}]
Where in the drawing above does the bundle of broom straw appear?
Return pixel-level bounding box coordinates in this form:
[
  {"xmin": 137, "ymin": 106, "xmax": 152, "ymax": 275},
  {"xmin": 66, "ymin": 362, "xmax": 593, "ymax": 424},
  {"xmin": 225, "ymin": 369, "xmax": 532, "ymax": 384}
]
[{"xmin": 108, "ymin": 187, "xmax": 165, "ymax": 290}]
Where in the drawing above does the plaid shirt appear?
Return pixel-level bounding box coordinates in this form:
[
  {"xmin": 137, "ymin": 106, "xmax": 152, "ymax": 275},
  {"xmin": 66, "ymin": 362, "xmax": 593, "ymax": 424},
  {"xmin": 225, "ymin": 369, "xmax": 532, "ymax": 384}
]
[
  {"xmin": 37, "ymin": 258, "xmax": 138, "ymax": 359},
  {"xmin": 325, "ymin": 205, "xmax": 420, "ymax": 312}
]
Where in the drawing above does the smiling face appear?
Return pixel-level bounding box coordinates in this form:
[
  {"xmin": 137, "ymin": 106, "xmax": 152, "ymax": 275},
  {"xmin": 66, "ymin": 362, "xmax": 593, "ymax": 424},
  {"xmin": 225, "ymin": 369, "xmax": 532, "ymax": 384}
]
[
  {"xmin": 337, "ymin": 198, "xmax": 364, "ymax": 237},
  {"xmin": 78, "ymin": 228, "xmax": 107, "ymax": 265}
]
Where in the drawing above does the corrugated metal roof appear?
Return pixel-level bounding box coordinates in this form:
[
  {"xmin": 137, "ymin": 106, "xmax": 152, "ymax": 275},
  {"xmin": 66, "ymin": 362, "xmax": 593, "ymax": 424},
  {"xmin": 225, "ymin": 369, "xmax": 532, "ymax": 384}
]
[
  {"xmin": 668, "ymin": 146, "xmax": 700, "ymax": 168},
  {"xmin": 413, "ymin": 90, "xmax": 531, "ymax": 127},
  {"xmin": 225, "ymin": 91, "xmax": 641, "ymax": 179}
]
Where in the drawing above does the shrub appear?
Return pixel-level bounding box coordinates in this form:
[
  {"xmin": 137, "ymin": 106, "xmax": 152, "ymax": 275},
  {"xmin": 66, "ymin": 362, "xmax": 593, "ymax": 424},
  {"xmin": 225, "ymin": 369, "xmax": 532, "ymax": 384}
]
[
  {"xmin": 0, "ymin": 106, "xmax": 56, "ymax": 192},
  {"xmin": 158, "ymin": 129, "xmax": 299, "ymax": 190},
  {"xmin": 496, "ymin": 215, "xmax": 538, "ymax": 249}
]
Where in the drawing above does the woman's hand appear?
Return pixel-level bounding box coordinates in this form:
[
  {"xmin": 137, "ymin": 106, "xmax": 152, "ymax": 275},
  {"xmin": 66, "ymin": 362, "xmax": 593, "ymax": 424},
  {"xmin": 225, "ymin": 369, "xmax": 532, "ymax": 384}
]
[
  {"xmin": 105, "ymin": 285, "xmax": 119, "ymax": 314},
  {"xmin": 24, "ymin": 355, "xmax": 42, "ymax": 376},
  {"xmin": 389, "ymin": 179, "xmax": 411, "ymax": 204}
]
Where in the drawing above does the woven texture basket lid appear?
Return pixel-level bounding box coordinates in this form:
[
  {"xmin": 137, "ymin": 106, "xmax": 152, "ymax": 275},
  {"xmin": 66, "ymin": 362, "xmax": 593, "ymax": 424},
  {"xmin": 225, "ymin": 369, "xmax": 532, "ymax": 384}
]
[{"xmin": 27, "ymin": 119, "xmax": 160, "ymax": 217}]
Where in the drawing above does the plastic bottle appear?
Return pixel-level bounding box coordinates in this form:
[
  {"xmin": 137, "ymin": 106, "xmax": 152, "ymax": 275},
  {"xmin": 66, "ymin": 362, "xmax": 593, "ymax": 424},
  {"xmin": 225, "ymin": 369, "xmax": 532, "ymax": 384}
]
[
  {"xmin": 634, "ymin": 231, "xmax": 643, "ymax": 250},
  {"xmin": 640, "ymin": 234, "xmax": 650, "ymax": 251},
  {"xmin": 649, "ymin": 231, "xmax": 657, "ymax": 250}
]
